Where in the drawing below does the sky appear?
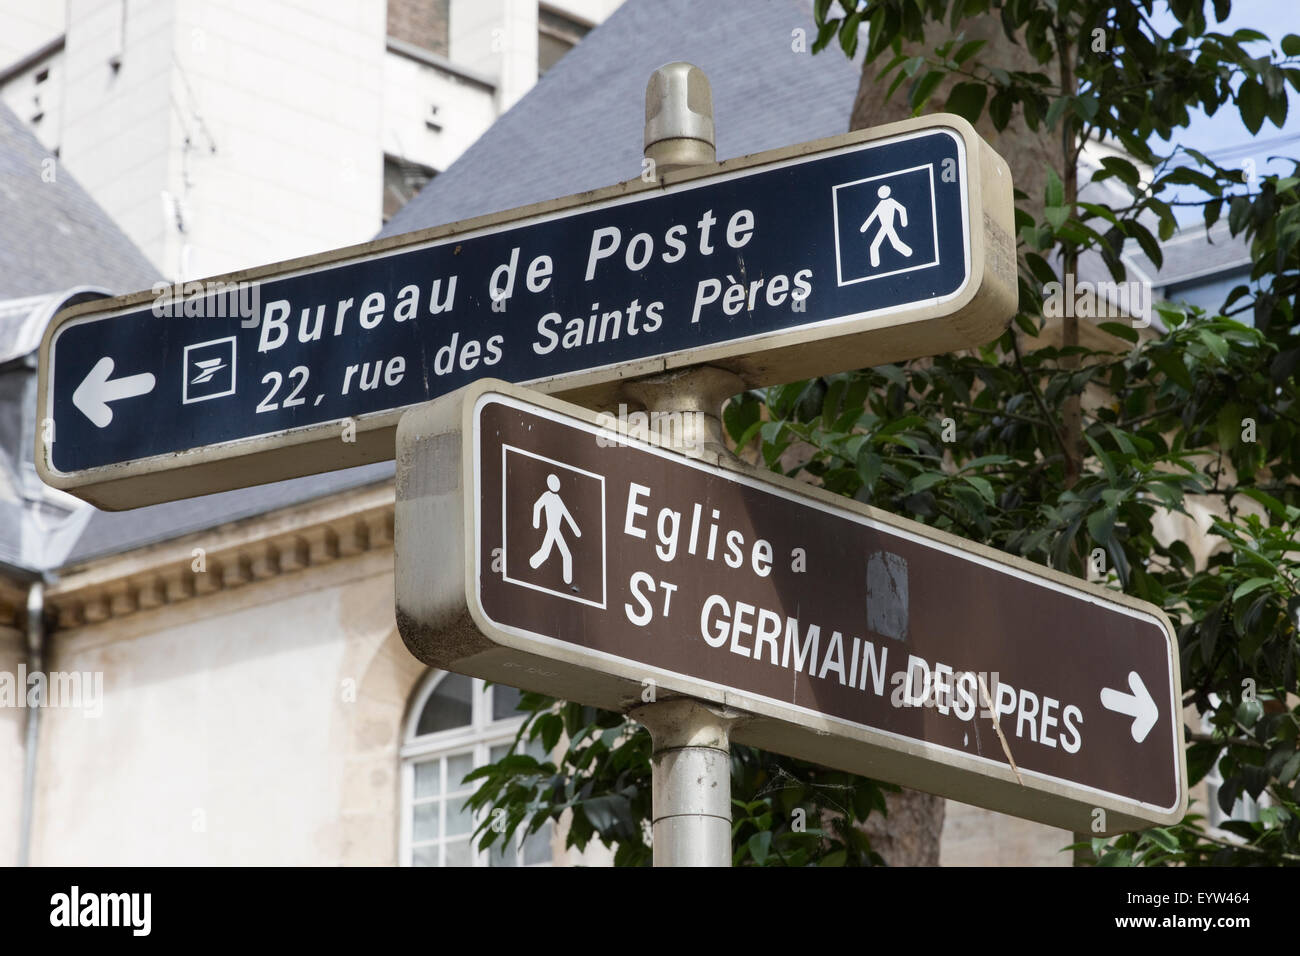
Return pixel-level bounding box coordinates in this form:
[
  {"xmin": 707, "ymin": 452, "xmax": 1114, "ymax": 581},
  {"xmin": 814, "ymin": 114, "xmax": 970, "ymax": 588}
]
[{"xmin": 1149, "ymin": 0, "xmax": 1300, "ymax": 222}]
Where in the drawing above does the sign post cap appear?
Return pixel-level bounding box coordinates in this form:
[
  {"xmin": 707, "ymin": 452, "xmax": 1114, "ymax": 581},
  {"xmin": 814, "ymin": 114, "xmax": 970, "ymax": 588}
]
[{"xmin": 644, "ymin": 61, "xmax": 715, "ymax": 171}]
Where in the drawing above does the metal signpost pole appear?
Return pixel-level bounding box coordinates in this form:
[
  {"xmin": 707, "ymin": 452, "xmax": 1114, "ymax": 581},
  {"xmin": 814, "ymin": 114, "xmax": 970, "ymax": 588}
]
[{"xmin": 626, "ymin": 63, "xmax": 742, "ymax": 868}]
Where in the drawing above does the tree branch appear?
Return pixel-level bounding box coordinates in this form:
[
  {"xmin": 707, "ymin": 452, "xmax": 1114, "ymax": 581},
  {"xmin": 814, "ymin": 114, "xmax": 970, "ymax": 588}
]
[{"xmin": 1011, "ymin": 333, "xmax": 1077, "ymax": 475}]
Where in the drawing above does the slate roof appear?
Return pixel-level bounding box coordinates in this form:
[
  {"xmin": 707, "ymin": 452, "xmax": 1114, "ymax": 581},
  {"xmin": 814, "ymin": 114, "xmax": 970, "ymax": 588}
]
[
  {"xmin": 0, "ymin": 101, "xmax": 160, "ymax": 298},
  {"xmin": 0, "ymin": 100, "xmax": 165, "ymax": 573}
]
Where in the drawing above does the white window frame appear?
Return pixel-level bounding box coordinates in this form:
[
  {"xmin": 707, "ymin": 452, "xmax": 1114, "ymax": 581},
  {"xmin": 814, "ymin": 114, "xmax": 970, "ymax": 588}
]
[{"xmin": 399, "ymin": 671, "xmax": 552, "ymax": 867}]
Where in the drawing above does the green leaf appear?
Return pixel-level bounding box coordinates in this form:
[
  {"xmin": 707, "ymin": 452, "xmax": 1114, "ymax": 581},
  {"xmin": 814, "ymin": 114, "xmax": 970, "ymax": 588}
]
[
  {"xmin": 1238, "ymin": 79, "xmax": 1268, "ymax": 134},
  {"xmin": 1045, "ymin": 166, "xmax": 1065, "ymax": 208},
  {"xmin": 1044, "ymin": 95, "xmax": 1071, "ymax": 130},
  {"xmin": 1268, "ymin": 86, "xmax": 1289, "ymax": 128},
  {"xmin": 1279, "ymin": 751, "xmax": 1300, "ymax": 785},
  {"xmin": 1216, "ymin": 774, "xmax": 1244, "ymax": 816},
  {"xmin": 1236, "ymin": 697, "xmax": 1264, "ymax": 728},
  {"xmin": 1072, "ymin": 95, "xmax": 1100, "ymax": 122},
  {"xmin": 1083, "ymin": 433, "xmax": 1119, "ymax": 484},
  {"xmin": 856, "ymin": 448, "xmax": 883, "ymax": 491},
  {"xmin": 952, "ymin": 39, "xmax": 985, "ymax": 64},
  {"xmin": 1127, "ymin": 222, "xmax": 1163, "ymax": 270},
  {"xmin": 838, "ymin": 11, "xmax": 863, "ymax": 58},
  {"xmin": 1237, "ymin": 487, "xmax": 1288, "ymax": 520},
  {"xmin": 988, "ymin": 89, "xmax": 1012, "ymax": 129},
  {"xmin": 957, "ymin": 454, "xmax": 1013, "ymax": 472},
  {"xmin": 906, "ymin": 471, "xmax": 947, "ymax": 495},
  {"xmin": 911, "ymin": 70, "xmax": 945, "ymax": 113},
  {"xmin": 1228, "ymin": 195, "xmax": 1252, "ymax": 234},
  {"xmin": 1197, "ymin": 329, "xmax": 1230, "ymax": 362},
  {"xmin": 1098, "ymin": 321, "xmax": 1139, "ymax": 343},
  {"xmin": 1162, "ymin": 166, "xmax": 1223, "ymax": 195},
  {"xmin": 964, "ymin": 475, "xmax": 996, "ymax": 505},
  {"xmin": 1231, "ymin": 577, "xmax": 1274, "ymax": 602},
  {"xmin": 1098, "ymin": 156, "xmax": 1140, "ymax": 189},
  {"xmin": 1282, "ymin": 34, "xmax": 1300, "ymax": 57},
  {"xmin": 539, "ymin": 713, "xmax": 564, "ymax": 752},
  {"xmin": 747, "ymin": 830, "xmax": 772, "ymax": 865},
  {"xmin": 945, "ymin": 82, "xmax": 988, "ymax": 123},
  {"xmin": 1150, "ymin": 349, "xmax": 1193, "ymax": 390},
  {"xmin": 1087, "ymin": 505, "xmax": 1117, "ymax": 547},
  {"xmin": 1145, "ymin": 827, "xmax": 1181, "ymax": 852},
  {"xmin": 812, "ymin": 18, "xmax": 839, "ymax": 53}
]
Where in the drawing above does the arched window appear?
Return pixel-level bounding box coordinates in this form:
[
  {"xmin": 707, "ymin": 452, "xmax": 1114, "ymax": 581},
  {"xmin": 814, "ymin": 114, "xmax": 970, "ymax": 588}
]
[{"xmin": 400, "ymin": 671, "xmax": 553, "ymax": 867}]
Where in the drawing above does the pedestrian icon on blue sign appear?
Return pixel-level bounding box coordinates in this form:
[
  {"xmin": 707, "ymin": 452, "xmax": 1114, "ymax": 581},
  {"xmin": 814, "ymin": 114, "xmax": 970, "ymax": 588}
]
[
  {"xmin": 859, "ymin": 185, "xmax": 913, "ymax": 267},
  {"xmin": 832, "ymin": 165, "xmax": 940, "ymax": 286}
]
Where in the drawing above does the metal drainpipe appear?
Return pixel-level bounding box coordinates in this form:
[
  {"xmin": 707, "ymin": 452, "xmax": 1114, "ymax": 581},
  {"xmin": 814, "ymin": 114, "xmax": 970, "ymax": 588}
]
[{"xmin": 18, "ymin": 580, "xmax": 44, "ymax": 867}]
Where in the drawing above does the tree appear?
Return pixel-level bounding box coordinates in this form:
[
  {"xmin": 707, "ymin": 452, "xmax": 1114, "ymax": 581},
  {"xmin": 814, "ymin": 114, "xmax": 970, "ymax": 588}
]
[{"xmin": 466, "ymin": 0, "xmax": 1300, "ymax": 866}]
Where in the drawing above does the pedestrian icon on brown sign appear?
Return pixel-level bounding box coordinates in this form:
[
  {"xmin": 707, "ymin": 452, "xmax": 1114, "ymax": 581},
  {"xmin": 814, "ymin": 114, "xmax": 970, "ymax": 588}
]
[{"xmin": 529, "ymin": 473, "xmax": 582, "ymax": 584}]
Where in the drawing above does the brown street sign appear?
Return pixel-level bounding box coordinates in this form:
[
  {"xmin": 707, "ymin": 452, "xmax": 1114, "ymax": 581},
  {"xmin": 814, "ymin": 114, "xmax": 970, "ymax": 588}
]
[
  {"xmin": 395, "ymin": 380, "xmax": 1187, "ymax": 835},
  {"xmin": 38, "ymin": 113, "xmax": 1014, "ymax": 509}
]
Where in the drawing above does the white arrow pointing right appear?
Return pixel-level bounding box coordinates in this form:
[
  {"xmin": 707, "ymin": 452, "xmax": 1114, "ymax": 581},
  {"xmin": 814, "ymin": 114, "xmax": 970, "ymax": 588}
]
[
  {"xmin": 72, "ymin": 356, "xmax": 156, "ymax": 428},
  {"xmin": 1100, "ymin": 670, "xmax": 1159, "ymax": 743}
]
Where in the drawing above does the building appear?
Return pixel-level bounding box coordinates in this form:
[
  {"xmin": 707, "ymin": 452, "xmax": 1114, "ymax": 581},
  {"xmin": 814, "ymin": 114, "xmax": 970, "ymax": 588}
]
[
  {"xmin": 0, "ymin": 0, "xmax": 620, "ymax": 282},
  {"xmin": 0, "ymin": 0, "xmax": 1258, "ymax": 866}
]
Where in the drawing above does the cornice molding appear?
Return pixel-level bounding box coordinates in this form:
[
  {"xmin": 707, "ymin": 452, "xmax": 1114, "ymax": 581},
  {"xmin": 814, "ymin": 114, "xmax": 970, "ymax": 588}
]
[{"xmin": 46, "ymin": 482, "xmax": 396, "ymax": 630}]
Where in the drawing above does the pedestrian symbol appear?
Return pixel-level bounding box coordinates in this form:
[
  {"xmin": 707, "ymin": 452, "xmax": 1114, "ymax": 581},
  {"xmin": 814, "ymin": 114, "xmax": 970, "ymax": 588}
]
[
  {"xmin": 529, "ymin": 473, "xmax": 581, "ymax": 583},
  {"xmin": 859, "ymin": 185, "xmax": 913, "ymax": 267},
  {"xmin": 832, "ymin": 164, "xmax": 941, "ymax": 286},
  {"xmin": 500, "ymin": 444, "xmax": 606, "ymax": 608}
]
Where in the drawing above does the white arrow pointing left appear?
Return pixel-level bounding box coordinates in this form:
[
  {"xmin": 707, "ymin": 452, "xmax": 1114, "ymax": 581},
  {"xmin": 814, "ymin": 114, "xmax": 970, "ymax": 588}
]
[
  {"xmin": 1100, "ymin": 670, "xmax": 1159, "ymax": 744},
  {"xmin": 72, "ymin": 356, "xmax": 156, "ymax": 428}
]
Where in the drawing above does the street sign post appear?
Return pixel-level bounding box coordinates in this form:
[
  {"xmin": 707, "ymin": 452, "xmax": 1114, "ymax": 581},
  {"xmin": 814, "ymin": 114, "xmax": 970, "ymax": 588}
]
[
  {"xmin": 37, "ymin": 111, "xmax": 1014, "ymax": 509},
  {"xmin": 395, "ymin": 379, "xmax": 1188, "ymax": 836}
]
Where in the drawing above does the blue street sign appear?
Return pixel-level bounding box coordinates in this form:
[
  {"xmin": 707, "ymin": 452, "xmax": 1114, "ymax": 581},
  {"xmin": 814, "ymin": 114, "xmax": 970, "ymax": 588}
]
[{"xmin": 38, "ymin": 116, "xmax": 1015, "ymax": 508}]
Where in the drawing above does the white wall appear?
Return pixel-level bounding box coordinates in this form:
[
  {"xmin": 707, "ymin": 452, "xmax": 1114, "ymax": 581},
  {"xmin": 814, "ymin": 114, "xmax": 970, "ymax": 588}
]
[
  {"xmin": 547, "ymin": 0, "xmax": 624, "ymax": 26},
  {"xmin": 58, "ymin": 0, "xmax": 175, "ymax": 279},
  {"xmin": 0, "ymin": 0, "xmax": 63, "ymax": 67},
  {"xmin": 28, "ymin": 0, "xmax": 386, "ymax": 281},
  {"xmin": 28, "ymin": 547, "xmax": 612, "ymax": 866},
  {"xmin": 449, "ymin": 0, "xmax": 537, "ymax": 112},
  {"xmin": 31, "ymin": 553, "xmax": 416, "ymax": 865},
  {"xmin": 382, "ymin": 48, "xmax": 497, "ymax": 174},
  {"xmin": 165, "ymin": 0, "xmax": 386, "ymax": 279},
  {"xmin": 0, "ymin": 46, "xmax": 63, "ymax": 154}
]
